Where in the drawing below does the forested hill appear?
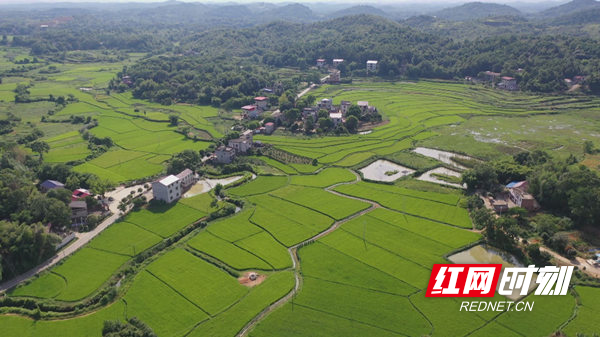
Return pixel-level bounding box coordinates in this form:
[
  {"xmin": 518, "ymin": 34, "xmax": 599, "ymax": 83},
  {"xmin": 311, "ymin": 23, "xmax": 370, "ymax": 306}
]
[
  {"xmin": 539, "ymin": 0, "xmax": 600, "ymax": 18},
  {"xmin": 433, "ymin": 2, "xmax": 522, "ymax": 21},
  {"xmin": 168, "ymin": 15, "xmax": 600, "ymax": 92},
  {"xmin": 120, "ymin": 14, "xmax": 600, "ymax": 108}
]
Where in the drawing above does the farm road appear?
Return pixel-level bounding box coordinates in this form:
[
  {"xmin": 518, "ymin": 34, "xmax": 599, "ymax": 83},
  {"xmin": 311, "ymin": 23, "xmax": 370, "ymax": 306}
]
[{"xmin": 0, "ymin": 184, "xmax": 149, "ymax": 294}]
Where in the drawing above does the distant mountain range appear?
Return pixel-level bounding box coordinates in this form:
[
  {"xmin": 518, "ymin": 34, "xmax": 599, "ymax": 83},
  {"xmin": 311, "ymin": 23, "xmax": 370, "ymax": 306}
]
[{"xmin": 2, "ymin": 0, "xmax": 600, "ymax": 36}]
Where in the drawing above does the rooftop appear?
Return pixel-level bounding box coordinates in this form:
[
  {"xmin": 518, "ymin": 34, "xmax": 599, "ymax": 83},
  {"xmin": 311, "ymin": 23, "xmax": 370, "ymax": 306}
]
[
  {"xmin": 367, "ymin": 60, "xmax": 378, "ymax": 64},
  {"xmin": 41, "ymin": 180, "xmax": 64, "ymax": 188},
  {"xmin": 254, "ymin": 96, "xmax": 268, "ymax": 101},
  {"xmin": 69, "ymin": 200, "xmax": 87, "ymax": 209},
  {"xmin": 357, "ymin": 101, "xmax": 369, "ymax": 106},
  {"xmin": 159, "ymin": 175, "xmax": 180, "ymax": 186},
  {"xmin": 242, "ymin": 105, "xmax": 257, "ymax": 110},
  {"xmin": 265, "ymin": 122, "xmax": 275, "ymax": 126},
  {"xmin": 216, "ymin": 146, "xmax": 235, "ymax": 153},
  {"xmin": 176, "ymin": 168, "xmax": 193, "ymax": 179},
  {"xmin": 333, "ymin": 58, "xmax": 344, "ymax": 62},
  {"xmin": 330, "ymin": 112, "xmax": 342, "ymax": 119},
  {"xmin": 501, "ymin": 76, "xmax": 515, "ymax": 81}
]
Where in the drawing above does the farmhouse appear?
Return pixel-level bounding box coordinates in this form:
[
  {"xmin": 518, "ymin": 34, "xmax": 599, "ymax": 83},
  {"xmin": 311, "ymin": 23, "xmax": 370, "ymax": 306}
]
[
  {"xmin": 264, "ymin": 122, "xmax": 275, "ymax": 134},
  {"xmin": 366, "ymin": 60, "xmax": 378, "ymax": 72},
  {"xmin": 228, "ymin": 137, "xmax": 252, "ymax": 153},
  {"xmin": 332, "ymin": 58, "xmax": 344, "ymax": 67},
  {"xmin": 40, "ymin": 179, "xmax": 64, "ymax": 192},
  {"xmin": 328, "ymin": 69, "xmax": 341, "ymax": 83},
  {"xmin": 329, "ymin": 112, "xmax": 343, "ymax": 126},
  {"xmin": 318, "ymin": 98, "xmax": 333, "ymax": 111},
  {"xmin": 72, "ymin": 188, "xmax": 91, "ymax": 200},
  {"xmin": 316, "ymin": 58, "xmax": 326, "ymax": 68},
  {"xmin": 69, "ymin": 200, "xmax": 88, "ymax": 224},
  {"xmin": 241, "ymin": 129, "xmax": 254, "ymax": 142},
  {"xmin": 152, "ymin": 175, "xmax": 181, "ymax": 203},
  {"xmin": 483, "ymin": 71, "xmax": 500, "ymax": 82},
  {"xmin": 506, "ymin": 181, "xmax": 540, "ymax": 211},
  {"xmin": 254, "ymin": 96, "xmax": 268, "ymax": 110},
  {"xmin": 215, "ymin": 146, "xmax": 235, "ymax": 164},
  {"xmin": 302, "ymin": 107, "xmax": 318, "ymax": 122},
  {"xmin": 242, "ymin": 105, "xmax": 259, "ymax": 119},
  {"xmin": 340, "ymin": 100, "xmax": 351, "ymax": 116},
  {"xmin": 176, "ymin": 168, "xmax": 195, "ymax": 188},
  {"xmin": 498, "ymin": 77, "xmax": 518, "ymax": 91}
]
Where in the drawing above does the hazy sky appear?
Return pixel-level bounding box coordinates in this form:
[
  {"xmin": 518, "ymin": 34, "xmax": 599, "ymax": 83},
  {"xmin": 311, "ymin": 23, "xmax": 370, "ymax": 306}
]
[{"xmin": 0, "ymin": 0, "xmax": 568, "ymax": 4}]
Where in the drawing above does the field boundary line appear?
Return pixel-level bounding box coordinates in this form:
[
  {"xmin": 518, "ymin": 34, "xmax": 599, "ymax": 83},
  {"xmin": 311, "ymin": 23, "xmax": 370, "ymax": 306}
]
[
  {"xmin": 302, "ymin": 275, "xmax": 412, "ymax": 297},
  {"xmin": 364, "ymin": 213, "xmax": 456, "ymax": 249},
  {"xmin": 313, "ymin": 241, "xmax": 419, "ymax": 292},
  {"xmin": 338, "ymin": 227, "xmax": 434, "ymax": 271},
  {"xmin": 144, "ymin": 270, "xmax": 212, "ymax": 317},
  {"xmin": 290, "ymin": 303, "xmax": 411, "ymax": 337}
]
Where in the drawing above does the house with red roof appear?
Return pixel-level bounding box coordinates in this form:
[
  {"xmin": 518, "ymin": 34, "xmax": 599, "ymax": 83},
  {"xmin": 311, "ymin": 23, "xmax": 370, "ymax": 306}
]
[
  {"xmin": 254, "ymin": 97, "xmax": 268, "ymax": 110},
  {"xmin": 242, "ymin": 105, "xmax": 259, "ymax": 119}
]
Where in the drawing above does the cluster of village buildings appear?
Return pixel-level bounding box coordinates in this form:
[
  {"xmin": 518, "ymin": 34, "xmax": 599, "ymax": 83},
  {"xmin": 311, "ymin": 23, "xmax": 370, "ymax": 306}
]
[
  {"xmin": 301, "ymin": 98, "xmax": 377, "ymax": 129},
  {"xmin": 465, "ymin": 71, "xmax": 519, "ymax": 91},
  {"xmin": 487, "ymin": 180, "xmax": 540, "ymax": 214},
  {"xmin": 315, "ymin": 58, "xmax": 378, "ymax": 84},
  {"xmin": 39, "ymin": 180, "xmax": 106, "ymax": 225}
]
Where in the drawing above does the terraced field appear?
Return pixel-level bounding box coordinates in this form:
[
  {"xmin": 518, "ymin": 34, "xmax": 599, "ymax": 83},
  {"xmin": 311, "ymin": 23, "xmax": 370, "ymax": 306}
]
[{"xmin": 3, "ymin": 59, "xmax": 600, "ymax": 337}]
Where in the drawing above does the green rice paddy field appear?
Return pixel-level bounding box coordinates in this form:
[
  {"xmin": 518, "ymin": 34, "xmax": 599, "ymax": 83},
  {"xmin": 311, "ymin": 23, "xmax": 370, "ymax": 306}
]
[{"xmin": 2, "ymin": 48, "xmax": 600, "ymax": 336}]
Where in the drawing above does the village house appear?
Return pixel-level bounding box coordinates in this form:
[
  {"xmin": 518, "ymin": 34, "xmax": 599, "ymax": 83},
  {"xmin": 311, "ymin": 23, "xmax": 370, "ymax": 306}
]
[
  {"xmin": 121, "ymin": 75, "xmax": 133, "ymax": 86},
  {"xmin": 316, "ymin": 58, "xmax": 326, "ymax": 68},
  {"xmin": 506, "ymin": 181, "xmax": 540, "ymax": 211},
  {"xmin": 318, "ymin": 98, "xmax": 333, "ymax": 111},
  {"xmin": 490, "ymin": 198, "xmax": 509, "ymax": 214},
  {"xmin": 483, "ymin": 71, "xmax": 501, "ymax": 82},
  {"xmin": 498, "ymin": 76, "xmax": 518, "ymax": 91},
  {"xmin": 228, "ymin": 137, "xmax": 252, "ymax": 153},
  {"xmin": 302, "ymin": 107, "xmax": 318, "ymax": 122},
  {"xmin": 254, "ymin": 96, "xmax": 269, "ymax": 110},
  {"xmin": 328, "ymin": 69, "xmax": 341, "ymax": 83},
  {"xmin": 69, "ymin": 200, "xmax": 88, "ymax": 224},
  {"xmin": 241, "ymin": 129, "xmax": 253, "ymax": 142},
  {"xmin": 152, "ymin": 175, "xmax": 181, "ymax": 203},
  {"xmin": 242, "ymin": 105, "xmax": 259, "ymax": 119},
  {"xmin": 264, "ymin": 122, "xmax": 275, "ymax": 135},
  {"xmin": 366, "ymin": 60, "xmax": 378, "ymax": 72},
  {"xmin": 40, "ymin": 179, "xmax": 64, "ymax": 193},
  {"xmin": 340, "ymin": 101, "xmax": 351, "ymax": 116},
  {"xmin": 72, "ymin": 188, "xmax": 91, "ymax": 201},
  {"xmin": 176, "ymin": 168, "xmax": 195, "ymax": 188},
  {"xmin": 329, "ymin": 112, "xmax": 343, "ymax": 126},
  {"xmin": 271, "ymin": 110, "xmax": 284, "ymax": 124},
  {"xmin": 215, "ymin": 146, "xmax": 235, "ymax": 164},
  {"xmin": 333, "ymin": 58, "xmax": 344, "ymax": 67}
]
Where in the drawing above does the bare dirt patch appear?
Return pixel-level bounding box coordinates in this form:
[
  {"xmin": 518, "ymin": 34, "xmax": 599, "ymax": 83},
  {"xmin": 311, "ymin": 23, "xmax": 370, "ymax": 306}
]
[{"xmin": 238, "ymin": 271, "xmax": 266, "ymax": 288}]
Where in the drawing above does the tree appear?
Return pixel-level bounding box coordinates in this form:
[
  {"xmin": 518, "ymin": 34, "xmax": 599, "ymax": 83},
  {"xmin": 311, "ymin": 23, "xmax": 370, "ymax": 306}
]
[
  {"xmin": 169, "ymin": 114, "xmax": 179, "ymax": 126},
  {"xmin": 462, "ymin": 164, "xmax": 498, "ymax": 191},
  {"xmin": 345, "ymin": 115, "xmax": 358, "ymax": 132},
  {"xmin": 347, "ymin": 104, "xmax": 361, "ymax": 119},
  {"xmin": 303, "ymin": 118, "xmax": 314, "ymax": 134},
  {"xmin": 584, "ymin": 140, "xmax": 596, "ymax": 154},
  {"xmin": 318, "ymin": 117, "xmax": 333, "ymax": 131},
  {"xmin": 30, "ymin": 141, "xmax": 50, "ymax": 161}
]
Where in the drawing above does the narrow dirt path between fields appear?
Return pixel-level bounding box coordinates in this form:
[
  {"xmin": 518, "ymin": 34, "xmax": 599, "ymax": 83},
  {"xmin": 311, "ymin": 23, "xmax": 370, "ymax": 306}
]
[{"xmin": 237, "ymin": 170, "xmax": 380, "ymax": 337}]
